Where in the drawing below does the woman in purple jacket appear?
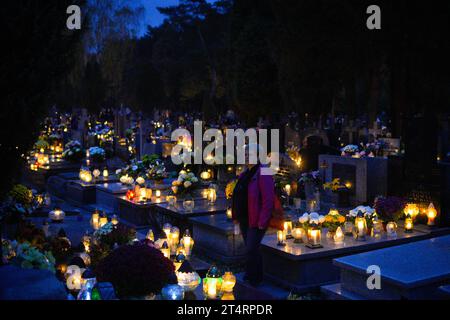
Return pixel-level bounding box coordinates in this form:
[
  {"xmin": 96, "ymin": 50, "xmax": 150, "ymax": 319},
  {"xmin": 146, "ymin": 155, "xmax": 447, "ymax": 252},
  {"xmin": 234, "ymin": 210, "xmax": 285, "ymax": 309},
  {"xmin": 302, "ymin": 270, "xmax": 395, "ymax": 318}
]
[{"xmin": 232, "ymin": 144, "xmax": 275, "ymax": 286}]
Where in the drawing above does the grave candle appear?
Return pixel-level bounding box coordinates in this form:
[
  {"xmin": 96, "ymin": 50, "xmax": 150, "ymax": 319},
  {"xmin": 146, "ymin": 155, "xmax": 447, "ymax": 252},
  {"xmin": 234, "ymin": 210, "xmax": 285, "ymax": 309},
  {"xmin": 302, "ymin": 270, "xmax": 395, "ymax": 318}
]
[
  {"xmin": 333, "ymin": 226, "xmax": 344, "ymax": 244},
  {"xmin": 167, "ymin": 195, "xmax": 177, "ymax": 206},
  {"xmin": 99, "ymin": 213, "xmax": 108, "ymax": 228},
  {"xmin": 170, "ymin": 227, "xmax": 180, "ymax": 254},
  {"xmin": 155, "ymin": 189, "xmax": 161, "ymax": 198},
  {"xmin": 49, "ymin": 208, "xmax": 65, "ymax": 223},
  {"xmin": 283, "ymin": 219, "xmax": 293, "ymax": 239},
  {"xmin": 146, "ymin": 229, "xmax": 154, "ymax": 242},
  {"xmin": 161, "ymin": 241, "xmax": 170, "ymax": 259},
  {"xmin": 284, "ymin": 184, "xmax": 291, "ymax": 196},
  {"xmin": 427, "ymin": 203, "xmax": 437, "ymax": 226},
  {"xmin": 103, "ymin": 168, "xmax": 109, "ymax": 178},
  {"xmin": 292, "ymin": 226, "xmax": 305, "ymax": 243},
  {"xmin": 200, "ymin": 170, "xmax": 211, "ymax": 180},
  {"xmin": 386, "ymin": 221, "xmax": 397, "ymax": 237},
  {"xmin": 354, "ymin": 212, "xmax": 367, "ymax": 241},
  {"xmin": 404, "ymin": 214, "xmax": 413, "ymax": 233},
  {"xmin": 222, "ymin": 272, "xmax": 236, "ymax": 293},
  {"xmin": 207, "ymin": 186, "xmax": 217, "ymax": 205},
  {"xmin": 111, "ymin": 214, "xmax": 119, "ymax": 226},
  {"xmin": 139, "ymin": 188, "xmax": 147, "ymax": 201},
  {"xmin": 91, "ymin": 210, "xmax": 100, "ymax": 230},
  {"xmin": 145, "ymin": 188, "xmax": 153, "ymax": 200},
  {"xmin": 182, "ymin": 230, "xmax": 194, "ymax": 258},
  {"xmin": 226, "ymin": 207, "xmax": 232, "ymax": 220},
  {"xmin": 277, "ymin": 230, "xmax": 286, "ymax": 246},
  {"xmin": 306, "ymin": 224, "xmax": 322, "ymax": 248},
  {"xmin": 203, "ymin": 265, "xmax": 223, "ymax": 300},
  {"xmin": 163, "ymin": 223, "xmax": 172, "ymax": 239},
  {"xmin": 404, "ymin": 203, "xmax": 419, "ymax": 219}
]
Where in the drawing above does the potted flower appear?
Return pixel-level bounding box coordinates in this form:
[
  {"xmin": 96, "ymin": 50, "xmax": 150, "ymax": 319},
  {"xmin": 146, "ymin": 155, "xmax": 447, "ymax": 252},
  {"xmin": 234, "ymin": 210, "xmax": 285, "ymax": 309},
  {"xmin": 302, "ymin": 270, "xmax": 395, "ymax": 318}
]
[
  {"xmin": 341, "ymin": 144, "xmax": 361, "ymax": 157},
  {"xmin": 146, "ymin": 158, "xmax": 168, "ymax": 184},
  {"xmin": 8, "ymin": 241, "xmax": 56, "ymax": 273},
  {"xmin": 347, "ymin": 205, "xmax": 377, "ymax": 234},
  {"xmin": 88, "ymin": 147, "xmax": 106, "ymax": 163},
  {"xmin": 322, "ymin": 209, "xmax": 346, "ymax": 238},
  {"xmin": 62, "ymin": 140, "xmax": 83, "ymax": 162},
  {"xmin": 298, "ymin": 212, "xmax": 326, "ymax": 230},
  {"xmin": 95, "ymin": 243, "xmax": 176, "ymax": 299},
  {"xmin": 171, "ymin": 170, "xmax": 199, "ymax": 211},
  {"xmin": 298, "ymin": 171, "xmax": 321, "ymax": 200},
  {"xmin": 374, "ymin": 196, "xmax": 406, "ymax": 228}
]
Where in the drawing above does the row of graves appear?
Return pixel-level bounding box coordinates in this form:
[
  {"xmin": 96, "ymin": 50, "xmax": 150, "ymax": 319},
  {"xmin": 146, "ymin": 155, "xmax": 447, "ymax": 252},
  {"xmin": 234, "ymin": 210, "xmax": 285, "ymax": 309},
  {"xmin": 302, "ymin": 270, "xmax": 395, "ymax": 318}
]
[{"xmin": 1, "ymin": 110, "xmax": 450, "ymax": 300}]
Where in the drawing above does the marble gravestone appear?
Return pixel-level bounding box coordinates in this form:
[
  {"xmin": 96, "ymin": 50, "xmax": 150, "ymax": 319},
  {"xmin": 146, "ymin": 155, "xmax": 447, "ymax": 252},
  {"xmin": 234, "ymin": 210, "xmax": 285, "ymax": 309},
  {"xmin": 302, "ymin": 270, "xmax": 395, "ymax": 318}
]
[
  {"xmin": 190, "ymin": 214, "xmax": 246, "ymax": 264},
  {"xmin": 261, "ymin": 226, "xmax": 434, "ymax": 293},
  {"xmin": 319, "ymin": 154, "xmax": 388, "ymax": 205},
  {"xmin": 323, "ymin": 235, "xmax": 450, "ymax": 300}
]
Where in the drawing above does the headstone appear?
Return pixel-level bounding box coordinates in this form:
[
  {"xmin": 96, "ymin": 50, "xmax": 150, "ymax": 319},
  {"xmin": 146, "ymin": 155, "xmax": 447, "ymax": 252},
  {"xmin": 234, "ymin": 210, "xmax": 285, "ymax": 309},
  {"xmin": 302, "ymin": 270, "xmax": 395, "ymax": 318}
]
[{"xmin": 0, "ymin": 265, "xmax": 67, "ymax": 300}]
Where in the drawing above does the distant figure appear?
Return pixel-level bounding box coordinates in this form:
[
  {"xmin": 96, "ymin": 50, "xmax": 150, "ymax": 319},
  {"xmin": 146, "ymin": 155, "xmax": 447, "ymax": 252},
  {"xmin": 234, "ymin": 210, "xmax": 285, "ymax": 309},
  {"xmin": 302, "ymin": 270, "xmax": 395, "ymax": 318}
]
[
  {"xmin": 232, "ymin": 144, "xmax": 275, "ymax": 287},
  {"xmin": 299, "ymin": 135, "xmax": 340, "ymax": 172}
]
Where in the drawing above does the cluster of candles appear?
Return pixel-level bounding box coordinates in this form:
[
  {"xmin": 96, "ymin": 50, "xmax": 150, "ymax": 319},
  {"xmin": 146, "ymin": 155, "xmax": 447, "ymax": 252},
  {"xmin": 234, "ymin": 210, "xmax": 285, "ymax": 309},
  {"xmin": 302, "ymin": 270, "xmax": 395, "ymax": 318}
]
[
  {"xmin": 152, "ymin": 223, "xmax": 195, "ymax": 260},
  {"xmin": 126, "ymin": 186, "xmax": 167, "ymax": 203},
  {"xmin": 201, "ymin": 185, "xmax": 218, "ymax": 205},
  {"xmin": 79, "ymin": 167, "xmax": 93, "ymax": 183},
  {"xmin": 90, "ymin": 210, "xmax": 117, "ymax": 230},
  {"xmin": 276, "ymin": 219, "xmax": 325, "ymax": 249}
]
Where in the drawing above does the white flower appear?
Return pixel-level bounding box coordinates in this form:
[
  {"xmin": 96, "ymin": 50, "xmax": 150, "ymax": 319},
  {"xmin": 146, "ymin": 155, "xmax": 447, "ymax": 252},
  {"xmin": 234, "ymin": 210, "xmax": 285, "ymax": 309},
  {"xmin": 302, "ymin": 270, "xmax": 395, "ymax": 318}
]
[
  {"xmin": 93, "ymin": 169, "xmax": 101, "ymax": 177},
  {"xmin": 120, "ymin": 176, "xmax": 128, "ymax": 184},
  {"xmin": 127, "ymin": 177, "xmax": 135, "ymax": 185},
  {"xmin": 180, "ymin": 173, "xmax": 187, "ymax": 180},
  {"xmin": 191, "ymin": 177, "xmax": 198, "ymax": 183},
  {"xmin": 116, "ymin": 169, "xmax": 122, "ymax": 175},
  {"xmin": 184, "ymin": 181, "xmax": 192, "ymax": 188},
  {"xmin": 299, "ymin": 213, "xmax": 309, "ymax": 224},
  {"xmin": 188, "ymin": 172, "xmax": 195, "ymax": 178},
  {"xmin": 136, "ymin": 177, "xmax": 145, "ymax": 185}
]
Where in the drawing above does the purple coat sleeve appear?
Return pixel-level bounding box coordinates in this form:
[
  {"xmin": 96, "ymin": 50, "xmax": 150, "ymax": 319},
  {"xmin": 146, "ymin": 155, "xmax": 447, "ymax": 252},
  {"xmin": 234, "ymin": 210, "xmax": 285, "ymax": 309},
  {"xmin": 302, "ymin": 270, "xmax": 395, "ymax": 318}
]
[{"xmin": 258, "ymin": 171, "xmax": 275, "ymax": 229}]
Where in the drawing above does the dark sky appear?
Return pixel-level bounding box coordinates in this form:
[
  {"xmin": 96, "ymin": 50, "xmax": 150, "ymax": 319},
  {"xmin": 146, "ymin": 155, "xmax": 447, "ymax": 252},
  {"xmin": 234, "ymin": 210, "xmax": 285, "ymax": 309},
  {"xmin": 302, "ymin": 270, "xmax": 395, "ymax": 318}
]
[{"xmin": 142, "ymin": 0, "xmax": 179, "ymax": 28}]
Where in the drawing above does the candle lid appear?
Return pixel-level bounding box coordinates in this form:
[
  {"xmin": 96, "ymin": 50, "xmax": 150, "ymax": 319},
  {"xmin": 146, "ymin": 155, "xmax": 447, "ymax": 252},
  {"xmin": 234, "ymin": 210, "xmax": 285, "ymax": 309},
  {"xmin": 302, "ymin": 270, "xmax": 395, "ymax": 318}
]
[{"xmin": 178, "ymin": 260, "xmax": 194, "ymax": 273}]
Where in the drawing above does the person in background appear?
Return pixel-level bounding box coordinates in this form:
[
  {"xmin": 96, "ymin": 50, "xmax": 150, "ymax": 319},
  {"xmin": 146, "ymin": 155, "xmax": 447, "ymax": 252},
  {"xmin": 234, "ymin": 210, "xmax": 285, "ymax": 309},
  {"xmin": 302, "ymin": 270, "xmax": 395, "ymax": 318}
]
[{"xmin": 232, "ymin": 143, "xmax": 275, "ymax": 287}]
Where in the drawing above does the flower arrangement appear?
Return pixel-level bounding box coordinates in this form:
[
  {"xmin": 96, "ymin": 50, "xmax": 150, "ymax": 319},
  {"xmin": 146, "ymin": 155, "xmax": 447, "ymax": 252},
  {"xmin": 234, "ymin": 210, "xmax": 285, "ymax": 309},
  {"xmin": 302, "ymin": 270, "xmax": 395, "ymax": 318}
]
[
  {"xmin": 347, "ymin": 205, "xmax": 377, "ymax": 228},
  {"xmin": 96, "ymin": 243, "xmax": 176, "ymax": 298},
  {"xmin": 62, "ymin": 140, "xmax": 83, "ymax": 162},
  {"xmin": 225, "ymin": 180, "xmax": 237, "ymax": 199},
  {"xmin": 9, "ymin": 184, "xmax": 33, "ymax": 207},
  {"xmin": 88, "ymin": 146, "xmax": 106, "ymax": 163},
  {"xmin": 323, "ymin": 210, "xmax": 346, "ymax": 232},
  {"xmin": 171, "ymin": 170, "xmax": 198, "ymax": 196},
  {"xmin": 89, "ymin": 123, "xmax": 114, "ymax": 144},
  {"xmin": 9, "ymin": 242, "xmax": 56, "ymax": 273},
  {"xmin": 298, "ymin": 212, "xmax": 326, "ymax": 229},
  {"xmin": 341, "ymin": 144, "xmax": 360, "ymax": 156},
  {"xmin": 147, "ymin": 158, "xmax": 168, "ymax": 181},
  {"xmin": 286, "ymin": 145, "xmax": 302, "ymax": 167},
  {"xmin": 374, "ymin": 196, "xmax": 406, "ymax": 222},
  {"xmin": 89, "ymin": 222, "xmax": 137, "ymax": 268},
  {"xmin": 2, "ymin": 185, "xmax": 38, "ymax": 222}
]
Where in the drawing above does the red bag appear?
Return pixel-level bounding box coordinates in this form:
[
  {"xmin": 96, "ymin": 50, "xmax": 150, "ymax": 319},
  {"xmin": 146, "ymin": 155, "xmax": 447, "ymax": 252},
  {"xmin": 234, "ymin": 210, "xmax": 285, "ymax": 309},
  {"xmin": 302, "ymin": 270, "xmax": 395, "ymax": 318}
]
[{"xmin": 268, "ymin": 195, "xmax": 285, "ymax": 230}]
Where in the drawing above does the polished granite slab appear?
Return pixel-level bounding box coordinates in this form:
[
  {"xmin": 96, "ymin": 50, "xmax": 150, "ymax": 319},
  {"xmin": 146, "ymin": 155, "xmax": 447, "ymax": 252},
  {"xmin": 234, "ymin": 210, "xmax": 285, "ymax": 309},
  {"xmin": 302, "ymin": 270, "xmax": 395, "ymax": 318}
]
[
  {"xmin": 260, "ymin": 225, "xmax": 437, "ymax": 292},
  {"xmin": 334, "ymin": 235, "xmax": 450, "ymax": 288}
]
